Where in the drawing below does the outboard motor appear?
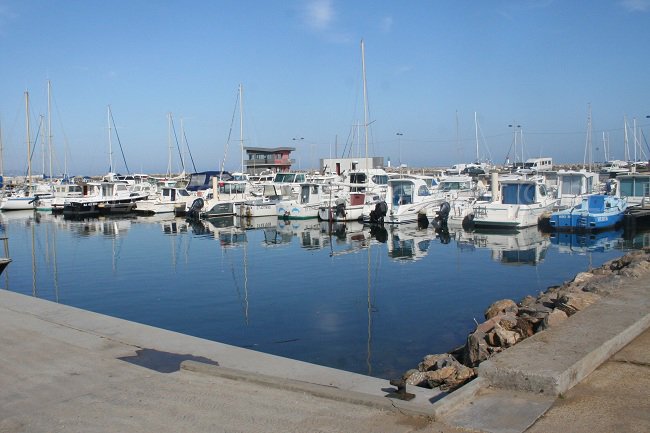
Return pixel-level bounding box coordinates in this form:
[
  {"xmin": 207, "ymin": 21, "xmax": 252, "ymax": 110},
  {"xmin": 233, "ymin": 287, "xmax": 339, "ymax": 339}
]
[
  {"xmin": 369, "ymin": 201, "xmax": 388, "ymax": 224},
  {"xmin": 185, "ymin": 197, "xmax": 204, "ymax": 221},
  {"xmin": 431, "ymin": 201, "xmax": 450, "ymax": 230},
  {"xmin": 335, "ymin": 198, "xmax": 346, "ymax": 218},
  {"xmin": 432, "ymin": 201, "xmax": 451, "ymax": 244}
]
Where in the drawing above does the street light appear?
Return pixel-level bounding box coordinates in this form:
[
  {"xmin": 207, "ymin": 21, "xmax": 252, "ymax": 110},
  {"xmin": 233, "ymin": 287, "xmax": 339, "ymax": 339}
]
[{"xmin": 396, "ymin": 132, "xmax": 403, "ymax": 166}]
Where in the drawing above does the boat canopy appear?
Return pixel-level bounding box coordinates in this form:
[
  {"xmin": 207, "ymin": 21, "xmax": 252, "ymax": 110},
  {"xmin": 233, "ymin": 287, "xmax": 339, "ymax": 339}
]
[
  {"xmin": 186, "ymin": 171, "xmax": 232, "ymax": 192},
  {"xmin": 502, "ymin": 183, "xmax": 537, "ymax": 205}
]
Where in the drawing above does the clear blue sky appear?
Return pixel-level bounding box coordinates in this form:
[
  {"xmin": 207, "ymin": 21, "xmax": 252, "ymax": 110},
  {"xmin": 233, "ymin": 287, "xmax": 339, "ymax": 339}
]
[{"xmin": 1, "ymin": 0, "xmax": 649, "ymax": 176}]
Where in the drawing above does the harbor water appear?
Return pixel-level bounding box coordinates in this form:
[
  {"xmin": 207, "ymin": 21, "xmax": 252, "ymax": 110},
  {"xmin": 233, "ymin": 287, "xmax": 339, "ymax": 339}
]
[{"xmin": 1, "ymin": 210, "xmax": 647, "ymax": 379}]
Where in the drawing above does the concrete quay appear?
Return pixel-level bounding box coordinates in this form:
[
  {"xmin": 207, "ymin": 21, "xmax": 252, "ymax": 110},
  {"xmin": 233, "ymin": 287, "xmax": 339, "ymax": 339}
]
[{"xmin": 0, "ymin": 257, "xmax": 649, "ymax": 433}]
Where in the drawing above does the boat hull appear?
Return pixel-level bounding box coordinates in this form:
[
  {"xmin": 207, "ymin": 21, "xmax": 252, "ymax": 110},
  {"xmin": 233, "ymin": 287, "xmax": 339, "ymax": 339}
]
[{"xmin": 548, "ymin": 195, "xmax": 627, "ymax": 231}]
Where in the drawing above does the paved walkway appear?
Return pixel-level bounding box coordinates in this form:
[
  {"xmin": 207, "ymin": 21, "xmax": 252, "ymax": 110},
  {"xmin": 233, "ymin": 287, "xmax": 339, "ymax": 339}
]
[
  {"xmin": 527, "ymin": 327, "xmax": 650, "ymax": 433},
  {"xmin": 0, "ymin": 274, "xmax": 648, "ymax": 433}
]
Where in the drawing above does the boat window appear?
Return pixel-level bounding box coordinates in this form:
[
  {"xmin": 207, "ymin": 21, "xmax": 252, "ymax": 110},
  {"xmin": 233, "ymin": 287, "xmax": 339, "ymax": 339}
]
[
  {"xmin": 300, "ymin": 185, "xmax": 310, "ymax": 203},
  {"xmin": 539, "ymin": 185, "xmax": 547, "ymax": 197},
  {"xmin": 560, "ymin": 175, "xmax": 583, "ymax": 195},
  {"xmin": 634, "ymin": 177, "xmax": 650, "ymax": 196},
  {"xmin": 619, "ymin": 178, "xmax": 633, "ymax": 196},
  {"xmin": 502, "ymin": 183, "xmax": 536, "ymax": 205},
  {"xmin": 372, "ymin": 175, "xmax": 388, "ymax": 185},
  {"xmin": 392, "ymin": 181, "xmax": 414, "ymax": 205},
  {"xmin": 350, "ymin": 173, "xmax": 367, "ymax": 184},
  {"xmin": 418, "ymin": 185, "xmax": 430, "ymax": 196}
]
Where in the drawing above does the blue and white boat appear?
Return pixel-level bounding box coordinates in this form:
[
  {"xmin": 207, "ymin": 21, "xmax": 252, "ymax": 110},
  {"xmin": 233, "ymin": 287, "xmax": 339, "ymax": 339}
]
[{"xmin": 548, "ymin": 194, "xmax": 627, "ymax": 231}]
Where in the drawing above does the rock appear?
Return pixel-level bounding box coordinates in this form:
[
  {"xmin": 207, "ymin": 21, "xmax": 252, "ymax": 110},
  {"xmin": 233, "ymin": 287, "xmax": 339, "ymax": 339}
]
[
  {"xmin": 424, "ymin": 366, "xmax": 456, "ymax": 387},
  {"xmin": 485, "ymin": 299, "xmax": 518, "ymax": 320},
  {"xmin": 572, "ymin": 271, "xmax": 595, "ymax": 284},
  {"xmin": 493, "ymin": 323, "xmax": 520, "ymax": 348},
  {"xmin": 582, "ymin": 275, "xmax": 620, "ymax": 295},
  {"xmin": 498, "ymin": 313, "xmax": 518, "ymax": 331},
  {"xmin": 440, "ymin": 365, "xmax": 476, "ymax": 391},
  {"xmin": 418, "ymin": 354, "xmax": 459, "ymax": 372},
  {"xmin": 461, "ymin": 330, "xmax": 490, "ymax": 367},
  {"xmin": 556, "ymin": 291, "xmax": 600, "ymax": 316},
  {"xmin": 519, "ymin": 295, "xmax": 537, "ymax": 308},
  {"xmin": 547, "ymin": 308, "xmax": 568, "ymax": 325},
  {"xmin": 619, "ymin": 261, "xmax": 650, "ymax": 278},
  {"xmin": 404, "ymin": 369, "xmax": 428, "ymax": 387},
  {"xmin": 515, "ymin": 316, "xmax": 535, "ymax": 338},
  {"xmin": 475, "ymin": 316, "xmax": 502, "ymax": 334},
  {"xmin": 518, "ymin": 306, "xmax": 550, "ymax": 320}
]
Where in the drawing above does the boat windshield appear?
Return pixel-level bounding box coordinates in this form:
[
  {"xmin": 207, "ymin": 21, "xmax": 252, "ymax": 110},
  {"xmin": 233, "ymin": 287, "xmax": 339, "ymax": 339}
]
[
  {"xmin": 440, "ymin": 181, "xmax": 470, "ymax": 191},
  {"xmin": 274, "ymin": 173, "xmax": 305, "ymax": 183}
]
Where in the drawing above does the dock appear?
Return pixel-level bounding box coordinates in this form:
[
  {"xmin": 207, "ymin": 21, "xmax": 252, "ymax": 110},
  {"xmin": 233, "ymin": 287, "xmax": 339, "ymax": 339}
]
[{"xmin": 624, "ymin": 205, "xmax": 650, "ymax": 234}]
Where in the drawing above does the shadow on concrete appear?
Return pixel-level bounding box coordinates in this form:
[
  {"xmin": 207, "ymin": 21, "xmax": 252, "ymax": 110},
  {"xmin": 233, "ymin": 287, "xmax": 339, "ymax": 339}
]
[{"xmin": 118, "ymin": 348, "xmax": 219, "ymax": 373}]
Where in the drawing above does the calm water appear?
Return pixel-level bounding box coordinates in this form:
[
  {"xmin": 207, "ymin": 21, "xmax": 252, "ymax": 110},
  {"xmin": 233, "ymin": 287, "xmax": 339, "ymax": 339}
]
[{"xmin": 2, "ymin": 210, "xmax": 647, "ymax": 379}]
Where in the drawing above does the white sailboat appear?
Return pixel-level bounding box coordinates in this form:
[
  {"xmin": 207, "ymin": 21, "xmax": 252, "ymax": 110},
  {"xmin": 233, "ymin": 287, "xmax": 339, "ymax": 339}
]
[{"xmin": 1, "ymin": 91, "xmax": 51, "ymax": 211}]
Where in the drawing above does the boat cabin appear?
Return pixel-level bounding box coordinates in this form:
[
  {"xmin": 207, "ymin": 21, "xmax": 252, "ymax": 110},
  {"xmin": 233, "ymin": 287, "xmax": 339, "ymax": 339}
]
[
  {"xmin": 500, "ymin": 180, "xmax": 550, "ymax": 205},
  {"xmin": 556, "ymin": 170, "xmax": 600, "ymax": 209},
  {"xmin": 616, "ymin": 173, "xmax": 650, "ymax": 207},
  {"xmin": 388, "ymin": 178, "xmax": 431, "ymax": 206}
]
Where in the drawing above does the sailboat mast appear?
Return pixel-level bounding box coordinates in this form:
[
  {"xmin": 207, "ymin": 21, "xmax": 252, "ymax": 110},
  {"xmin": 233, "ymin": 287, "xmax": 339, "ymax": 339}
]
[
  {"xmin": 239, "ymin": 84, "xmax": 244, "ymax": 173},
  {"xmin": 0, "ymin": 118, "xmax": 4, "ymax": 179},
  {"xmin": 583, "ymin": 103, "xmax": 592, "ymax": 171},
  {"xmin": 39, "ymin": 115, "xmax": 45, "ymax": 177},
  {"xmin": 107, "ymin": 105, "xmax": 113, "ymax": 173},
  {"xmin": 167, "ymin": 113, "xmax": 173, "ymax": 178},
  {"xmin": 25, "ymin": 91, "xmax": 31, "ymax": 188},
  {"xmin": 633, "ymin": 117, "xmax": 638, "ymax": 164},
  {"xmin": 624, "ymin": 116, "xmax": 630, "ymax": 162},
  {"xmin": 361, "ymin": 40, "xmax": 370, "ymax": 172},
  {"xmin": 179, "ymin": 117, "xmax": 187, "ymax": 174},
  {"xmin": 47, "ymin": 80, "xmax": 53, "ymax": 180},
  {"xmin": 474, "ymin": 111, "xmax": 479, "ymax": 162}
]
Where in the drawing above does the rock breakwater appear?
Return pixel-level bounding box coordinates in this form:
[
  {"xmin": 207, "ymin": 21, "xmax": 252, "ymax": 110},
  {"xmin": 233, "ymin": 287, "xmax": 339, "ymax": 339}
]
[{"xmin": 403, "ymin": 248, "xmax": 650, "ymax": 392}]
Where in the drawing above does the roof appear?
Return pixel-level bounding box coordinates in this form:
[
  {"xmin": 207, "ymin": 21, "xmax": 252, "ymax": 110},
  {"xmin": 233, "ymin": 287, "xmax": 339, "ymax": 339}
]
[{"xmin": 244, "ymin": 147, "xmax": 295, "ymax": 152}]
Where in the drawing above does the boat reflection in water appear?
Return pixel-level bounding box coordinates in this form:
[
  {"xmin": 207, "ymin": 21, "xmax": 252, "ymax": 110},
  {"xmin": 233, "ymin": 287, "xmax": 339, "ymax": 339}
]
[
  {"xmin": 385, "ymin": 221, "xmax": 435, "ymax": 261},
  {"xmin": 276, "ymin": 218, "xmax": 323, "ymax": 250},
  {"xmin": 550, "ymin": 229, "xmax": 624, "ymax": 254},
  {"xmin": 451, "ymin": 226, "xmax": 551, "ymax": 265}
]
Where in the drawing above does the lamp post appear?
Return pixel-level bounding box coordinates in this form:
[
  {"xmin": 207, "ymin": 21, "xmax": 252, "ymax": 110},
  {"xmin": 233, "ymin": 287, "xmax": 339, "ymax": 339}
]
[{"xmin": 396, "ymin": 132, "xmax": 403, "ymax": 167}]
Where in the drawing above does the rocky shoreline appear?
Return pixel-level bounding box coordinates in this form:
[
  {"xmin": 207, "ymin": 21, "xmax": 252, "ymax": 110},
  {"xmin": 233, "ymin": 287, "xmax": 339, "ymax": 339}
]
[{"xmin": 403, "ymin": 248, "xmax": 650, "ymax": 392}]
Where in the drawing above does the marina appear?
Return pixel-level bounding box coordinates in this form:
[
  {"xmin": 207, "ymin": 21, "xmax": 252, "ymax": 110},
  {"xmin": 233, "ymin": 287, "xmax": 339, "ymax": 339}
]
[{"xmin": 1, "ymin": 209, "xmax": 648, "ymax": 380}]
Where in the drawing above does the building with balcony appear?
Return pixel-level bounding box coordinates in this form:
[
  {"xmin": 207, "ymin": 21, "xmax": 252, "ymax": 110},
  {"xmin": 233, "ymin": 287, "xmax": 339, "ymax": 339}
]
[{"xmin": 244, "ymin": 147, "xmax": 295, "ymax": 175}]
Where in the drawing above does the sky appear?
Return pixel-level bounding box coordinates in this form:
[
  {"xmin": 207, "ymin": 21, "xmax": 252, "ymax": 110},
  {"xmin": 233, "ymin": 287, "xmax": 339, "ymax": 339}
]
[{"xmin": 1, "ymin": 0, "xmax": 649, "ymax": 177}]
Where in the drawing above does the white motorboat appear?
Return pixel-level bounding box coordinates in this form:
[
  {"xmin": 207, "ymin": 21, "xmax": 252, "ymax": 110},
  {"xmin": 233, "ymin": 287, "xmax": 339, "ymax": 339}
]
[
  {"xmin": 363, "ymin": 177, "xmax": 439, "ymax": 224},
  {"xmin": 277, "ymin": 182, "xmax": 327, "ymax": 219},
  {"xmin": 472, "ymin": 177, "xmax": 556, "ymax": 229}
]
